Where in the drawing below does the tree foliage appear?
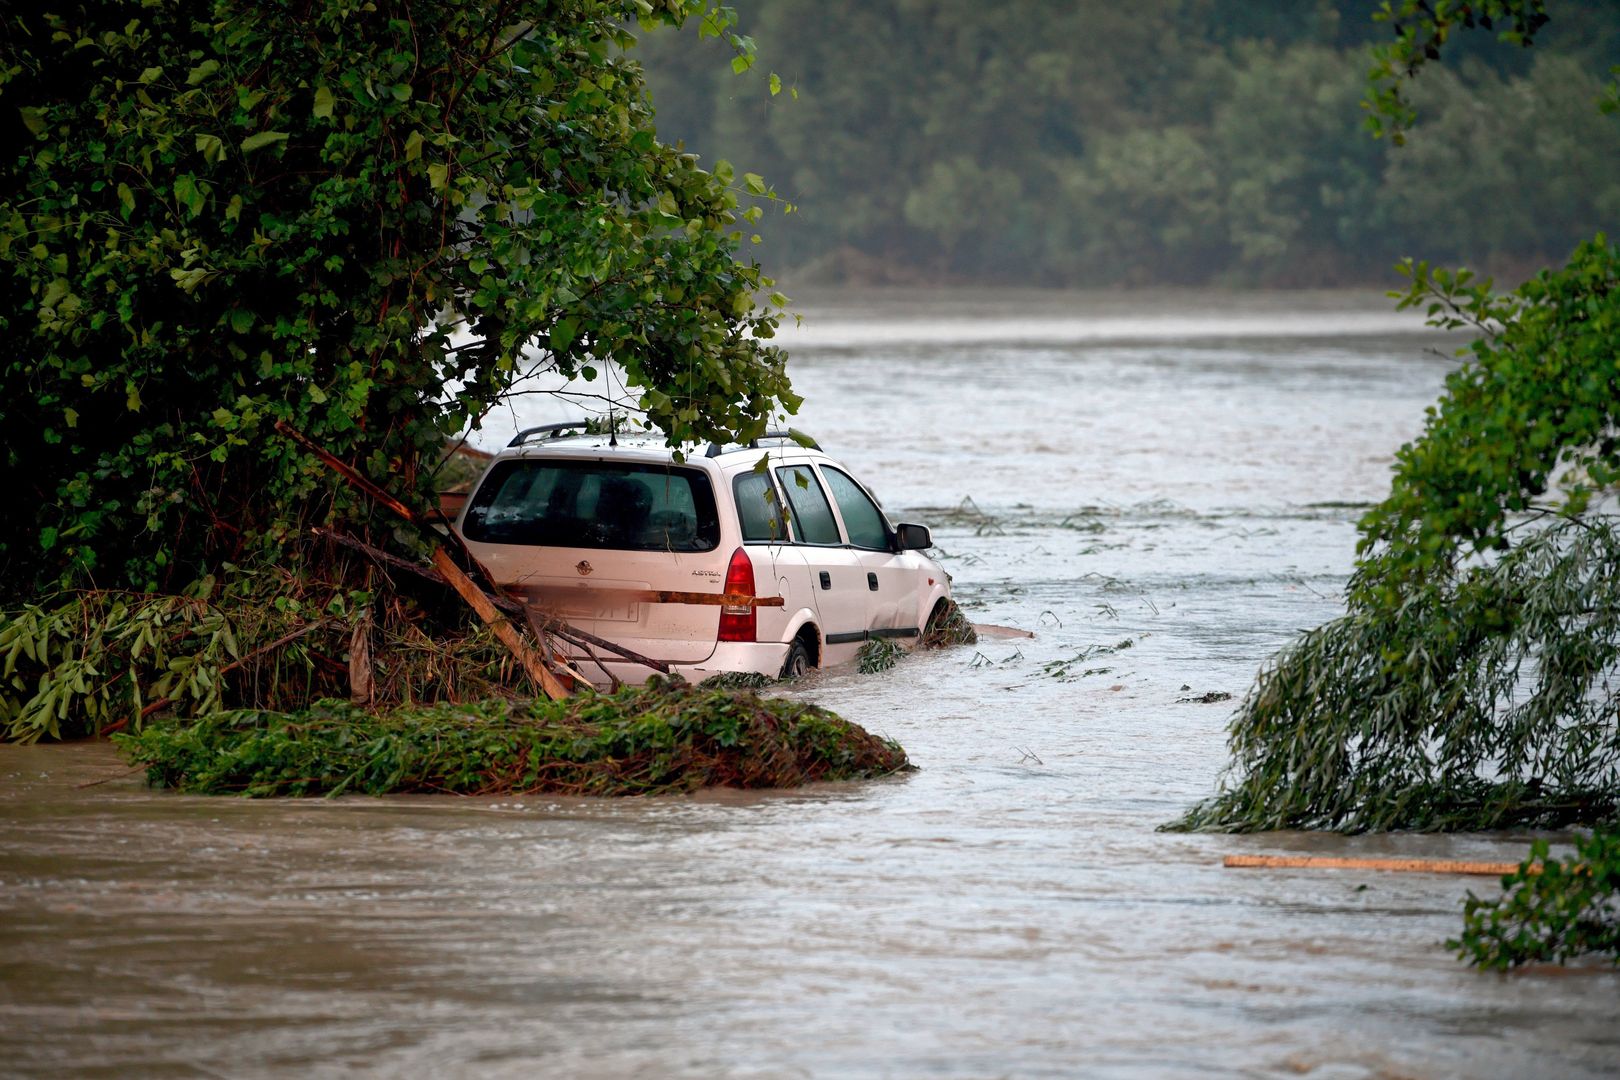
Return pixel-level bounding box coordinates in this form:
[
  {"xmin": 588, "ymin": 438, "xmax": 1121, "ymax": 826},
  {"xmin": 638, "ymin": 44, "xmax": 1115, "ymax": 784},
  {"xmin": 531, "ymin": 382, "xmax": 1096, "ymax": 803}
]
[
  {"xmin": 1173, "ymin": 512, "xmax": 1620, "ymax": 833},
  {"xmin": 1169, "ymin": 0, "xmax": 1620, "ymax": 968},
  {"xmin": 0, "ymin": 0, "xmax": 796, "ymax": 595},
  {"xmin": 1453, "ymin": 831, "xmax": 1620, "ymax": 970},
  {"xmin": 638, "ymin": 0, "xmax": 1620, "ymax": 285}
]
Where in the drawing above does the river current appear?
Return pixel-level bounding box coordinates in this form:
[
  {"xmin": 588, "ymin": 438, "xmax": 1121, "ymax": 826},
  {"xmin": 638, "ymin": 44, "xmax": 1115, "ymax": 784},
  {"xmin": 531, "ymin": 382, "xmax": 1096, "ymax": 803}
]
[{"xmin": 3, "ymin": 290, "xmax": 1617, "ymax": 1078}]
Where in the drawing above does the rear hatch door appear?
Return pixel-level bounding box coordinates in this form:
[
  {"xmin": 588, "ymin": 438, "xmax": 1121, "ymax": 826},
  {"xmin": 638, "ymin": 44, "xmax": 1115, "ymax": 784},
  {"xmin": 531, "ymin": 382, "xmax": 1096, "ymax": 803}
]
[{"xmin": 457, "ymin": 455, "xmax": 728, "ymax": 664}]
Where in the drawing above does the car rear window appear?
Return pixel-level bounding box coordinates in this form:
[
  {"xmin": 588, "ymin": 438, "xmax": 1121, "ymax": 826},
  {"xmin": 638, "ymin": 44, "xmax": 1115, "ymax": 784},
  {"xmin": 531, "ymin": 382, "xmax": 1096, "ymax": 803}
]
[{"xmin": 462, "ymin": 460, "xmax": 720, "ymax": 552}]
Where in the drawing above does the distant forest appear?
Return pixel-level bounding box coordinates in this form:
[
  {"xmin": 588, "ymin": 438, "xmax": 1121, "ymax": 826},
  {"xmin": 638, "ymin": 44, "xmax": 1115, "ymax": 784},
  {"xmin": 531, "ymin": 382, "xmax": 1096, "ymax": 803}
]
[{"xmin": 638, "ymin": 0, "xmax": 1620, "ymax": 287}]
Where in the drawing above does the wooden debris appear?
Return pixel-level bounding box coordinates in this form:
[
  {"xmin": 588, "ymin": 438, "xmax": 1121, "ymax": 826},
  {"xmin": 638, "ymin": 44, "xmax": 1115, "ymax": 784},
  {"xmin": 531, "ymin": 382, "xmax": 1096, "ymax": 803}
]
[
  {"xmin": 974, "ymin": 623, "xmax": 1035, "ymax": 640},
  {"xmin": 1224, "ymin": 854, "xmax": 1526, "ymax": 876},
  {"xmin": 349, "ymin": 610, "xmax": 374, "ymax": 706},
  {"xmin": 315, "ymin": 526, "xmax": 673, "ymax": 675},
  {"xmin": 102, "ymin": 619, "xmax": 334, "ymax": 735},
  {"xmin": 524, "ymin": 609, "xmax": 673, "ymax": 675},
  {"xmin": 430, "ymin": 547, "xmax": 572, "ymax": 700},
  {"xmin": 277, "ymin": 420, "xmax": 572, "ymax": 700}
]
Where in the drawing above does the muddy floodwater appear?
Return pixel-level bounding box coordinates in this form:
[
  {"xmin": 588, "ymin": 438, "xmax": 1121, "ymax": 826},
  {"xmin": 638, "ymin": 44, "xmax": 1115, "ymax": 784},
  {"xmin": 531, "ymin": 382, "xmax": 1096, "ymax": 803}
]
[{"xmin": 4, "ymin": 290, "xmax": 1619, "ymax": 1078}]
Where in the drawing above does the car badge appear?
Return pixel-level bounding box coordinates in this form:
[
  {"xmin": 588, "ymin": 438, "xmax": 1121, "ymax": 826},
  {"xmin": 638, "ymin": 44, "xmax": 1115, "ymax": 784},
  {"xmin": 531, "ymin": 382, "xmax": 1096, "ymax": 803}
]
[{"xmin": 575, "ymin": 560, "xmax": 594, "ymax": 576}]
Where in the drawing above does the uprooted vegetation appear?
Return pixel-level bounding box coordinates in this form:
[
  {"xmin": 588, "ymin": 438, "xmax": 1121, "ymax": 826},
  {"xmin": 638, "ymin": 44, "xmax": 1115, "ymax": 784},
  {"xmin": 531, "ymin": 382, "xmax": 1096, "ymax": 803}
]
[
  {"xmin": 1172, "ymin": 517, "xmax": 1620, "ymax": 834},
  {"xmin": 116, "ymin": 679, "xmax": 911, "ymax": 797},
  {"xmin": 921, "ymin": 599, "xmax": 978, "ymax": 649},
  {"xmin": 0, "ymin": 554, "xmax": 542, "ymax": 745}
]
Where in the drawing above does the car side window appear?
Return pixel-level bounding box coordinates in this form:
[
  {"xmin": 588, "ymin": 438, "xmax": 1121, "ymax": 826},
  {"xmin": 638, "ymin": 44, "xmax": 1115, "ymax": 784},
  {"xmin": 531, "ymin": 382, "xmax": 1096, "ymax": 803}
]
[
  {"xmin": 775, "ymin": 465, "xmax": 842, "ymax": 545},
  {"xmin": 821, "ymin": 466, "xmax": 890, "ymax": 551},
  {"xmin": 734, "ymin": 471, "xmax": 788, "ymax": 542}
]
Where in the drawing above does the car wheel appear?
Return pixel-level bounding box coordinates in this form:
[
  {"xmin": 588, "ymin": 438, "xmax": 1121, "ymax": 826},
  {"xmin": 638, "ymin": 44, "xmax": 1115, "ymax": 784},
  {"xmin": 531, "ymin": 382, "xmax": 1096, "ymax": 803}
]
[{"xmin": 779, "ymin": 637, "xmax": 813, "ymax": 680}]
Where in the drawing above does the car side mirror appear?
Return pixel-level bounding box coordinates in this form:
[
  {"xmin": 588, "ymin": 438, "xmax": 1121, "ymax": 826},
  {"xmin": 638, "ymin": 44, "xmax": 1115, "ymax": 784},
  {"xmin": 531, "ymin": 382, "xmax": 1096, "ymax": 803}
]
[{"xmin": 894, "ymin": 522, "xmax": 932, "ymax": 550}]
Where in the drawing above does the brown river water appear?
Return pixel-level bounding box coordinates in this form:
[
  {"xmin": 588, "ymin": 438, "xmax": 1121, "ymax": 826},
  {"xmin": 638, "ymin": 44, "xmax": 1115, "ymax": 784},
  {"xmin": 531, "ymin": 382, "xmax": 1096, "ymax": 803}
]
[{"xmin": 4, "ymin": 290, "xmax": 1618, "ymax": 1078}]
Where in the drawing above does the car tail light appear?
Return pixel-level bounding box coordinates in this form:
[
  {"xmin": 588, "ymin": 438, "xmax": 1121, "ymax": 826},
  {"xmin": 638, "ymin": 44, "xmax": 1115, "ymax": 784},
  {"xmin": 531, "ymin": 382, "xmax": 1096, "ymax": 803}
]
[{"xmin": 718, "ymin": 547, "xmax": 756, "ymax": 642}]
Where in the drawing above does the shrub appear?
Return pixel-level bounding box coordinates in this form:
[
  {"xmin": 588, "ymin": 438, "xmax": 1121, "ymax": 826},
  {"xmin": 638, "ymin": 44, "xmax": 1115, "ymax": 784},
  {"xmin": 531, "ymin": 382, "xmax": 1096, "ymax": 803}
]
[{"xmin": 115, "ymin": 678, "xmax": 911, "ymax": 796}]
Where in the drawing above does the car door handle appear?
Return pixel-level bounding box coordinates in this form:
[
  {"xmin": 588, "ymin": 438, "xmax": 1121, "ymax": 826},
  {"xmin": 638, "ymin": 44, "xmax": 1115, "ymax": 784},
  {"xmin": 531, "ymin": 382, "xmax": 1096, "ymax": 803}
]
[
  {"xmin": 867, "ymin": 572, "xmax": 879, "ymax": 591},
  {"xmin": 819, "ymin": 571, "xmax": 831, "ymax": 590}
]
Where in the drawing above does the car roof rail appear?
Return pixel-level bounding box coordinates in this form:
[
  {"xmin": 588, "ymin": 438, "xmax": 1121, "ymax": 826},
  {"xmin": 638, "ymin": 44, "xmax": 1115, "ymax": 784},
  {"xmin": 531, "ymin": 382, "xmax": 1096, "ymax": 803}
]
[
  {"xmin": 704, "ymin": 429, "xmax": 821, "ymax": 458},
  {"xmin": 508, "ymin": 421, "xmax": 593, "ymax": 447}
]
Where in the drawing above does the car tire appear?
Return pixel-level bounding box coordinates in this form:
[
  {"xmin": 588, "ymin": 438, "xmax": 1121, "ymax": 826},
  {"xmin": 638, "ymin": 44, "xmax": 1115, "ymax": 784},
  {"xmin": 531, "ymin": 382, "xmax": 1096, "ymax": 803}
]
[{"xmin": 780, "ymin": 637, "xmax": 814, "ymax": 680}]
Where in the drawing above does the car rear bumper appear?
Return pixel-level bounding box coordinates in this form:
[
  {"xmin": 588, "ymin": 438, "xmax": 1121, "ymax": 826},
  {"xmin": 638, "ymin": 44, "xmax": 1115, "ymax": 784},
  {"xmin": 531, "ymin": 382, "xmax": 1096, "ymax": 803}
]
[{"xmin": 564, "ymin": 640, "xmax": 791, "ymax": 688}]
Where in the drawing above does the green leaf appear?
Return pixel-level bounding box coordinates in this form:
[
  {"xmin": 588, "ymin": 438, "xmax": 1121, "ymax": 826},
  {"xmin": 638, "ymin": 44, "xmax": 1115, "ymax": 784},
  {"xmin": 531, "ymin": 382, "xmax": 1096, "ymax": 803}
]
[
  {"xmin": 731, "ymin": 54, "xmax": 751, "ymax": 75},
  {"xmin": 743, "ymin": 173, "xmax": 766, "ymax": 196},
  {"xmin": 312, "ymin": 85, "xmax": 335, "ymax": 119},
  {"xmin": 169, "ymin": 266, "xmax": 208, "ymax": 293},
  {"xmin": 404, "ymin": 129, "xmax": 423, "ymax": 161},
  {"xmin": 194, "ymin": 133, "xmax": 225, "ymax": 164},
  {"xmin": 172, "ymin": 175, "xmax": 205, "ymax": 217},
  {"xmin": 768, "ymin": 73, "xmax": 782, "ymax": 96},
  {"xmin": 239, "ymin": 130, "xmax": 289, "ymax": 154},
  {"xmin": 550, "ymin": 317, "xmax": 578, "ymax": 353},
  {"xmin": 18, "ymin": 106, "xmax": 46, "ymax": 137},
  {"xmin": 185, "ymin": 59, "xmax": 220, "ymax": 86}
]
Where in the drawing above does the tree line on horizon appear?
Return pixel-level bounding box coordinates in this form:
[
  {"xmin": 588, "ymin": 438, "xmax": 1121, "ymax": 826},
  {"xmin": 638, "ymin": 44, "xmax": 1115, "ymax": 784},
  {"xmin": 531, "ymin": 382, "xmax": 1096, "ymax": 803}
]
[{"xmin": 640, "ymin": 0, "xmax": 1620, "ymax": 287}]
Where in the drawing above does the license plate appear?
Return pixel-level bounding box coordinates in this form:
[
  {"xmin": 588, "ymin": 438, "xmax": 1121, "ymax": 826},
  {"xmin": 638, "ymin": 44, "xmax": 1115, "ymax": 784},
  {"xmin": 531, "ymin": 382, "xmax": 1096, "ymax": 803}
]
[{"xmin": 557, "ymin": 596, "xmax": 639, "ymax": 623}]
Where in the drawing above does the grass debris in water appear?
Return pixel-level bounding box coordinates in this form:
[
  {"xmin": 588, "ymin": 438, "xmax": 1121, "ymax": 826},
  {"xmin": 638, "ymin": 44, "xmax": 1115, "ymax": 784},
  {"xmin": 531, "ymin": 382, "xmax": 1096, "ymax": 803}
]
[
  {"xmin": 921, "ymin": 599, "xmax": 977, "ymax": 649},
  {"xmin": 114, "ymin": 678, "xmax": 910, "ymax": 797},
  {"xmin": 856, "ymin": 637, "xmax": 903, "ymax": 674}
]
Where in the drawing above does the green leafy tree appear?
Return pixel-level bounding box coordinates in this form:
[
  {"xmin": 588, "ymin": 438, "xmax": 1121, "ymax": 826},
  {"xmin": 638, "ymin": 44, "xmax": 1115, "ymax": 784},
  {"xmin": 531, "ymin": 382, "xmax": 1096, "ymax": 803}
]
[
  {"xmin": 1, "ymin": 0, "xmax": 796, "ymax": 595},
  {"xmin": 1173, "ymin": 0, "xmax": 1620, "ymax": 968}
]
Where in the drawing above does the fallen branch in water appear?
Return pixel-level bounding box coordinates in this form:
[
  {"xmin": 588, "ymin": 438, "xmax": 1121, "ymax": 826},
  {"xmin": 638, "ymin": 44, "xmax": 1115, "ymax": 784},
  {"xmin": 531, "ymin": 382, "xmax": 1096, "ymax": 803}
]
[
  {"xmin": 313, "ymin": 526, "xmax": 671, "ymax": 674},
  {"xmin": 116, "ymin": 679, "xmax": 913, "ymax": 797},
  {"xmin": 101, "ymin": 618, "xmax": 336, "ymax": 735}
]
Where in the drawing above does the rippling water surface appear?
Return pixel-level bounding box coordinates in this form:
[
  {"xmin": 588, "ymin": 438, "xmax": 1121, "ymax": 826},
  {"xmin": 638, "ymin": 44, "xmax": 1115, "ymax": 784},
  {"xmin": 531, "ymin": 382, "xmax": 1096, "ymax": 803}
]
[{"xmin": 4, "ymin": 290, "xmax": 1618, "ymax": 1078}]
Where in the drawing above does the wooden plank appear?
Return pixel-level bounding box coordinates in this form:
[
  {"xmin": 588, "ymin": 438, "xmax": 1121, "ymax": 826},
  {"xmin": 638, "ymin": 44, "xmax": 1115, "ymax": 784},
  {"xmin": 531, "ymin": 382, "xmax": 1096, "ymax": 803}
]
[
  {"xmin": 1224, "ymin": 854, "xmax": 1526, "ymax": 876},
  {"xmin": 314, "ymin": 527, "xmax": 529, "ymax": 617},
  {"xmin": 431, "ymin": 548, "xmax": 571, "ymax": 700}
]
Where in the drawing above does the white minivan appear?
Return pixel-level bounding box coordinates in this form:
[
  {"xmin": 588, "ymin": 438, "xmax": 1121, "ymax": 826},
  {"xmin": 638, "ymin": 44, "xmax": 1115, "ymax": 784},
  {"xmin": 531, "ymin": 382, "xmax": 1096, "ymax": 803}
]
[{"xmin": 455, "ymin": 425, "xmax": 953, "ymax": 685}]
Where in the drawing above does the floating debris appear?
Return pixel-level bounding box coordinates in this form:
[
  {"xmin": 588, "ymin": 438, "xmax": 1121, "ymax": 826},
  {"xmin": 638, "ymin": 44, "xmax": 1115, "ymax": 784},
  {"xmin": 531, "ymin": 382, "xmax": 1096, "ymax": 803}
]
[{"xmin": 117, "ymin": 679, "xmax": 911, "ymax": 797}]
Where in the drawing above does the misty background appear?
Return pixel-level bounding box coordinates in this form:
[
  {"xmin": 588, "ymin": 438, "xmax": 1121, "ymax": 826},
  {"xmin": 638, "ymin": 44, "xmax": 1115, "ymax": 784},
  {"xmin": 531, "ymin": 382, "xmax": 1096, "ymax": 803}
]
[{"xmin": 638, "ymin": 0, "xmax": 1620, "ymax": 287}]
